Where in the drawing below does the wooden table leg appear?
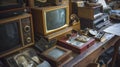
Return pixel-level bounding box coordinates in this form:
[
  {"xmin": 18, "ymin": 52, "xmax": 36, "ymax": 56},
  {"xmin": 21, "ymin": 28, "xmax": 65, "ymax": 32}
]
[{"xmin": 110, "ymin": 38, "xmax": 120, "ymax": 67}]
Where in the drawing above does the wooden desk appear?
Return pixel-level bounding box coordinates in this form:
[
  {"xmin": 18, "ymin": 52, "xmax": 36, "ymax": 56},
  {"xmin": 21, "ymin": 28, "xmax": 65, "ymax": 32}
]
[
  {"xmin": 104, "ymin": 23, "xmax": 120, "ymax": 67},
  {"xmin": 63, "ymin": 34, "xmax": 120, "ymax": 67}
]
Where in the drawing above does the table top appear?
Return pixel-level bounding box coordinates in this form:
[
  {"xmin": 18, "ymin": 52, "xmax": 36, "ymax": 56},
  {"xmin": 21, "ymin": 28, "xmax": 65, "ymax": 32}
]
[
  {"xmin": 104, "ymin": 23, "xmax": 120, "ymax": 36},
  {"xmin": 63, "ymin": 33, "xmax": 115, "ymax": 67}
]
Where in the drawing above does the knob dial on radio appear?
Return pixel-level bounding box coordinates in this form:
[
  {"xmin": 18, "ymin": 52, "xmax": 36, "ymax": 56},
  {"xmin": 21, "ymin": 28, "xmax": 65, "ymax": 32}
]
[
  {"xmin": 24, "ymin": 25, "xmax": 30, "ymax": 32},
  {"xmin": 26, "ymin": 37, "xmax": 31, "ymax": 43}
]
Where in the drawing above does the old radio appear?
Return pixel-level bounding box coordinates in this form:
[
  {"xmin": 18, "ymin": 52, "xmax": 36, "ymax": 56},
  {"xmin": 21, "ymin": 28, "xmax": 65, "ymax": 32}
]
[
  {"xmin": 78, "ymin": 5, "xmax": 103, "ymax": 20},
  {"xmin": 0, "ymin": 13, "xmax": 34, "ymax": 57},
  {"xmin": 41, "ymin": 45, "xmax": 72, "ymax": 67},
  {"xmin": 80, "ymin": 14, "xmax": 110, "ymax": 30}
]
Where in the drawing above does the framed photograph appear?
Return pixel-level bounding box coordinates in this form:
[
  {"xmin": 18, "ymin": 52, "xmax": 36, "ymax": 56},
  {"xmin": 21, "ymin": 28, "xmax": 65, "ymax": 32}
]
[{"xmin": 41, "ymin": 45, "xmax": 72, "ymax": 66}]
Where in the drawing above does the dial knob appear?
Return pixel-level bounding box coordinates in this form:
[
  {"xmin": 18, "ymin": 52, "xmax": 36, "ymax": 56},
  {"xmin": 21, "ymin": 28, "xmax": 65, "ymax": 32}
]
[
  {"xmin": 24, "ymin": 25, "xmax": 30, "ymax": 32},
  {"xmin": 26, "ymin": 37, "xmax": 31, "ymax": 43}
]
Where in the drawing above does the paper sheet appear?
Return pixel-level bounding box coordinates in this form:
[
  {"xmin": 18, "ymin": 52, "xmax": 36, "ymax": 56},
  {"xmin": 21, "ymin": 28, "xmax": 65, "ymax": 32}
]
[{"xmin": 103, "ymin": 23, "xmax": 120, "ymax": 36}]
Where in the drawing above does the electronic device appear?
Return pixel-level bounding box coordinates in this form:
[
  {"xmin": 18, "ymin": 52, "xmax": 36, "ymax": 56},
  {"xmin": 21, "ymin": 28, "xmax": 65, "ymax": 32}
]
[
  {"xmin": 80, "ymin": 14, "xmax": 110, "ymax": 30},
  {"xmin": 32, "ymin": 6, "xmax": 69, "ymax": 36},
  {"xmin": 78, "ymin": 5, "xmax": 103, "ymax": 20},
  {"xmin": 95, "ymin": 31, "xmax": 105, "ymax": 41},
  {"xmin": 35, "ymin": 37, "xmax": 57, "ymax": 52},
  {"xmin": 0, "ymin": 13, "xmax": 34, "ymax": 58},
  {"xmin": 0, "ymin": 0, "xmax": 24, "ymax": 11},
  {"xmin": 41, "ymin": 45, "xmax": 72, "ymax": 67},
  {"xmin": 94, "ymin": 15, "xmax": 110, "ymax": 30}
]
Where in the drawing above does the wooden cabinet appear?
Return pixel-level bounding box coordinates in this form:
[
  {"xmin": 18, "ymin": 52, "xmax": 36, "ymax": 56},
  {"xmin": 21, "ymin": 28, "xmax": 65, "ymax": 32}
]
[{"xmin": 78, "ymin": 5, "xmax": 103, "ymax": 20}]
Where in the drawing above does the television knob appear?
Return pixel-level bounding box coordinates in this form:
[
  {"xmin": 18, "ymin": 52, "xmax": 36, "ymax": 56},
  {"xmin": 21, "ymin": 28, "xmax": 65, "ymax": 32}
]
[
  {"xmin": 26, "ymin": 37, "xmax": 31, "ymax": 43},
  {"xmin": 24, "ymin": 25, "xmax": 30, "ymax": 32}
]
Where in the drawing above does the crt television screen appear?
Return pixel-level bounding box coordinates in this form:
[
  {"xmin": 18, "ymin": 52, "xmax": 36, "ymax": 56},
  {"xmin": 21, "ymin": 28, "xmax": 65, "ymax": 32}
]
[
  {"xmin": 46, "ymin": 8, "xmax": 66, "ymax": 31},
  {"xmin": 0, "ymin": 22, "xmax": 20, "ymax": 53},
  {"xmin": 0, "ymin": 0, "xmax": 18, "ymax": 6}
]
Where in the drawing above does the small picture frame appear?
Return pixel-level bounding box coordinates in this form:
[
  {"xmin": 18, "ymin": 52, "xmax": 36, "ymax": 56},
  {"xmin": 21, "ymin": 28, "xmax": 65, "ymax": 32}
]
[{"xmin": 41, "ymin": 45, "xmax": 72, "ymax": 66}]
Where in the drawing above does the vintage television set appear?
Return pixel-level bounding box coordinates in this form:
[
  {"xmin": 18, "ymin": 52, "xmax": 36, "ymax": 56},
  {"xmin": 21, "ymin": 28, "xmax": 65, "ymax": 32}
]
[
  {"xmin": 0, "ymin": 13, "xmax": 34, "ymax": 58},
  {"xmin": 32, "ymin": 6, "xmax": 69, "ymax": 39},
  {"xmin": 0, "ymin": 0, "xmax": 23, "ymax": 11}
]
